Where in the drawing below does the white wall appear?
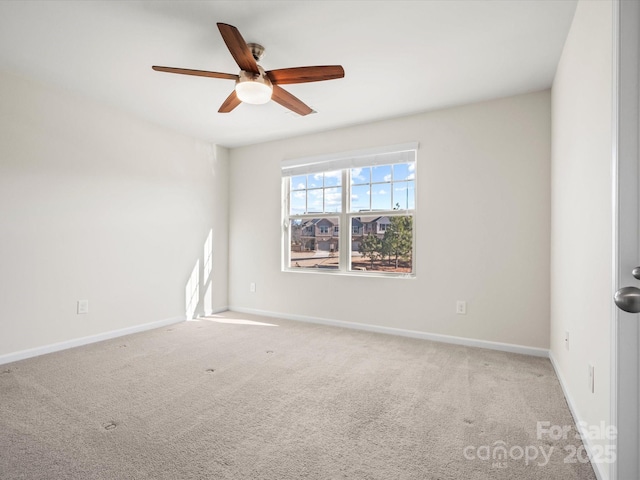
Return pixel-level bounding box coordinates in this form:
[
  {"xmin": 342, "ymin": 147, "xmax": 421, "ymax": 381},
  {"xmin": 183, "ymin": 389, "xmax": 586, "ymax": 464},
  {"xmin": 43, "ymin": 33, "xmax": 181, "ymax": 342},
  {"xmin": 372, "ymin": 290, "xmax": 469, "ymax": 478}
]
[
  {"xmin": 0, "ymin": 71, "xmax": 228, "ymax": 358},
  {"xmin": 550, "ymin": 0, "xmax": 613, "ymax": 478},
  {"xmin": 229, "ymin": 91, "xmax": 551, "ymax": 349}
]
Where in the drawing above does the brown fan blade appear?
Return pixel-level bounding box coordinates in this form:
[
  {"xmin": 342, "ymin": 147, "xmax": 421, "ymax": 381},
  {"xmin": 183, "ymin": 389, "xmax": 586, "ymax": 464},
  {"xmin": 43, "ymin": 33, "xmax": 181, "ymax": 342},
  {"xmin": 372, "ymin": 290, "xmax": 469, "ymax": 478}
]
[
  {"xmin": 218, "ymin": 90, "xmax": 242, "ymax": 113},
  {"xmin": 271, "ymin": 85, "xmax": 313, "ymax": 116},
  {"xmin": 266, "ymin": 66, "xmax": 345, "ymax": 85},
  {"xmin": 217, "ymin": 23, "xmax": 259, "ymax": 74},
  {"xmin": 152, "ymin": 66, "xmax": 238, "ymax": 80}
]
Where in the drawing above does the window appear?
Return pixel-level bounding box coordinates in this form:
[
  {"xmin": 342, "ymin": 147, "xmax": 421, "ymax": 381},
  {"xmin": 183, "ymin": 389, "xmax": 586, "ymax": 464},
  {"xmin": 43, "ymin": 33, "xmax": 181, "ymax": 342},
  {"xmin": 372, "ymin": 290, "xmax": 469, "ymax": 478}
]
[{"xmin": 282, "ymin": 143, "xmax": 417, "ymax": 276}]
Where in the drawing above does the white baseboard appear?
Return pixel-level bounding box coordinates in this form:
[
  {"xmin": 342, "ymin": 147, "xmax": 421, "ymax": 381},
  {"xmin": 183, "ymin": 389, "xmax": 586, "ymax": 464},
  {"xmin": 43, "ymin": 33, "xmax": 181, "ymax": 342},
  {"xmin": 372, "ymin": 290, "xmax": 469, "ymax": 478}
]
[
  {"xmin": 548, "ymin": 351, "xmax": 608, "ymax": 480},
  {"xmin": 0, "ymin": 316, "xmax": 185, "ymax": 366},
  {"xmin": 228, "ymin": 306, "xmax": 549, "ymax": 358}
]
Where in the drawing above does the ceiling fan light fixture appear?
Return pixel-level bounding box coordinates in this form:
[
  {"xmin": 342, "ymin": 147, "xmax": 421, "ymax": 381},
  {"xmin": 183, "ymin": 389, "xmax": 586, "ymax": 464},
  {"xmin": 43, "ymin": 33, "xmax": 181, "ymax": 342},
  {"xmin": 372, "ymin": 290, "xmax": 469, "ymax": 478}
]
[
  {"xmin": 235, "ymin": 81, "xmax": 272, "ymax": 104},
  {"xmin": 235, "ymin": 69, "xmax": 273, "ymax": 105}
]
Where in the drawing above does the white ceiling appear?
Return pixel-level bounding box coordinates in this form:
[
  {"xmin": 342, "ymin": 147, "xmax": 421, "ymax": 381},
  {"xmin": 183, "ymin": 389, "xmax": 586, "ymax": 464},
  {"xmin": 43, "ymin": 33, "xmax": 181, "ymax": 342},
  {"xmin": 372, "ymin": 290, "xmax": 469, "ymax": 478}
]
[{"xmin": 0, "ymin": 0, "xmax": 577, "ymax": 148}]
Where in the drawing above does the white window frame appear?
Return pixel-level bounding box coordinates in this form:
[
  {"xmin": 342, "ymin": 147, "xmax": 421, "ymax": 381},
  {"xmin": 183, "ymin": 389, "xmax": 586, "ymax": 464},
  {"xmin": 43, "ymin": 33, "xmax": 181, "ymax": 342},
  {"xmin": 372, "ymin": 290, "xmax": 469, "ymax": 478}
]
[{"xmin": 282, "ymin": 143, "xmax": 418, "ymax": 277}]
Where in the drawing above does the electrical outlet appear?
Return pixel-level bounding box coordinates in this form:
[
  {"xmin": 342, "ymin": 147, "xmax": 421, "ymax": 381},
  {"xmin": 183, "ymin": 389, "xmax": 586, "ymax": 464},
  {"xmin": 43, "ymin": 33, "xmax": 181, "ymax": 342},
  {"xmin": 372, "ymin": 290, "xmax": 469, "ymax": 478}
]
[
  {"xmin": 250, "ymin": 282, "xmax": 256, "ymax": 293},
  {"xmin": 588, "ymin": 364, "xmax": 595, "ymax": 393},
  {"xmin": 77, "ymin": 299, "xmax": 89, "ymax": 315},
  {"xmin": 456, "ymin": 301, "xmax": 467, "ymax": 315},
  {"xmin": 564, "ymin": 331, "xmax": 570, "ymax": 351}
]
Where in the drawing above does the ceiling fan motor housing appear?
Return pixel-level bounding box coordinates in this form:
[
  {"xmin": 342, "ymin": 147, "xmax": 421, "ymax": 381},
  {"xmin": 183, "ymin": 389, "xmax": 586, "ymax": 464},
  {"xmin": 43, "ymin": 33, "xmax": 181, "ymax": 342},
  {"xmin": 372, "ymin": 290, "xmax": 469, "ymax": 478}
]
[{"xmin": 247, "ymin": 43, "xmax": 265, "ymax": 62}]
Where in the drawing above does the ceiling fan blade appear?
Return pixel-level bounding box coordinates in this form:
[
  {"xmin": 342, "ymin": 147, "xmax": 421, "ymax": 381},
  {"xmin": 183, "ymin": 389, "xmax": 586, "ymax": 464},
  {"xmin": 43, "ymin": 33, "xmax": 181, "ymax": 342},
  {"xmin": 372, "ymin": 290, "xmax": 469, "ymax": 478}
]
[
  {"xmin": 271, "ymin": 85, "xmax": 313, "ymax": 116},
  {"xmin": 266, "ymin": 66, "xmax": 345, "ymax": 85},
  {"xmin": 217, "ymin": 23, "xmax": 259, "ymax": 74},
  {"xmin": 152, "ymin": 66, "xmax": 238, "ymax": 80},
  {"xmin": 218, "ymin": 90, "xmax": 242, "ymax": 113}
]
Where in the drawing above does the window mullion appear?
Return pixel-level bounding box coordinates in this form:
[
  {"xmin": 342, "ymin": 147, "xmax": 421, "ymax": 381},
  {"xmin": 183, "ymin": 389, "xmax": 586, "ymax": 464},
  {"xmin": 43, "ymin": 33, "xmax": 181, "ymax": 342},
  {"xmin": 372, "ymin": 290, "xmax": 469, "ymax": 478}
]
[
  {"xmin": 283, "ymin": 178, "xmax": 290, "ymax": 270},
  {"xmin": 339, "ymin": 169, "xmax": 349, "ymax": 272},
  {"xmin": 322, "ymin": 173, "xmax": 326, "ymax": 213}
]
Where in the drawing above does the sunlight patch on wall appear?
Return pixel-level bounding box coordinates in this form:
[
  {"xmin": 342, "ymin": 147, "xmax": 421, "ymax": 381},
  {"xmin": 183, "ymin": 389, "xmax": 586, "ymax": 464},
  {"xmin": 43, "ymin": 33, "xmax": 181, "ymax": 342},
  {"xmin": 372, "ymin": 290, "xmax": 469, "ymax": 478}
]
[
  {"xmin": 203, "ymin": 229, "xmax": 212, "ymax": 283},
  {"xmin": 185, "ymin": 259, "xmax": 199, "ymax": 320},
  {"xmin": 203, "ymin": 228, "xmax": 213, "ymax": 315},
  {"xmin": 204, "ymin": 282, "xmax": 212, "ymax": 317},
  {"xmin": 185, "ymin": 229, "xmax": 214, "ymax": 319}
]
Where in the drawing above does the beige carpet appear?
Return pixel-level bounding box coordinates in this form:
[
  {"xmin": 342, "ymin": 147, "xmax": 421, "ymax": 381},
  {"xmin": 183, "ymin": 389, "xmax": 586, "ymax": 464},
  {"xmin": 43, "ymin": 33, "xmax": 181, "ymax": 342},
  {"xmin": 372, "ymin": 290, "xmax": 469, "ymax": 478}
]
[{"xmin": 0, "ymin": 311, "xmax": 596, "ymax": 479}]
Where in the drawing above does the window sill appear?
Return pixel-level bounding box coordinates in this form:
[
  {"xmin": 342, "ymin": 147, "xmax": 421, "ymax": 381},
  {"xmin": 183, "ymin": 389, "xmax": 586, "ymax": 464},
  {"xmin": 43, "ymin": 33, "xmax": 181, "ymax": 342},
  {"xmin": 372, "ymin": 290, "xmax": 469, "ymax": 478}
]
[{"xmin": 282, "ymin": 268, "xmax": 415, "ymax": 279}]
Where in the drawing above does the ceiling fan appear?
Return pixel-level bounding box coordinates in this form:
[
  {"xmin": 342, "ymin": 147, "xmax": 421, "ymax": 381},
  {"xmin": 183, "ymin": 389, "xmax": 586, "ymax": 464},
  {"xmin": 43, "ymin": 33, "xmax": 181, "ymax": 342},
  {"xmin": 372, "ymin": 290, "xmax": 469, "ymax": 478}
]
[{"xmin": 152, "ymin": 23, "xmax": 345, "ymax": 116}]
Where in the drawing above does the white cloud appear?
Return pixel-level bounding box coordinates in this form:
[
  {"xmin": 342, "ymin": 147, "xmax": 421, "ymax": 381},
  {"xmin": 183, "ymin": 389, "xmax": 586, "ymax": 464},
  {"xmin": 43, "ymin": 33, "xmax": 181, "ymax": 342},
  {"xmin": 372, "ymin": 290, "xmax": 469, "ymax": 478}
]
[
  {"xmin": 307, "ymin": 174, "xmax": 322, "ymax": 188},
  {"xmin": 407, "ymin": 173, "xmax": 415, "ymax": 180},
  {"xmin": 325, "ymin": 193, "xmax": 342, "ymax": 205},
  {"xmin": 308, "ymin": 199, "xmax": 322, "ymax": 210},
  {"xmin": 351, "ymin": 168, "xmax": 367, "ymax": 184},
  {"xmin": 383, "ymin": 174, "xmax": 392, "ymax": 182}
]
